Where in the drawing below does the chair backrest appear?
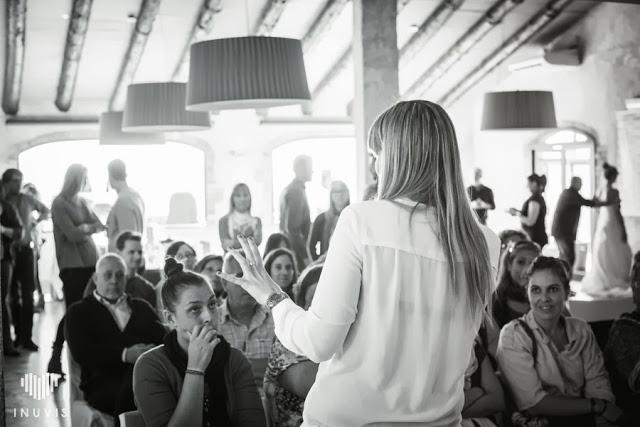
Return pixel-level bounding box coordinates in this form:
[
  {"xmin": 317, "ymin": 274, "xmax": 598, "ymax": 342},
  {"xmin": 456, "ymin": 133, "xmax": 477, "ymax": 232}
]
[{"xmin": 119, "ymin": 410, "xmax": 146, "ymax": 427}]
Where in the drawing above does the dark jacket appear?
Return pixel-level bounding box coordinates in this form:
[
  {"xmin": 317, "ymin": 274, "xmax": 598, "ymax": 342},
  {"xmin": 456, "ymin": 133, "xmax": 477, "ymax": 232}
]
[
  {"xmin": 65, "ymin": 294, "xmax": 166, "ymax": 415},
  {"xmin": 551, "ymin": 188, "xmax": 596, "ymax": 240}
]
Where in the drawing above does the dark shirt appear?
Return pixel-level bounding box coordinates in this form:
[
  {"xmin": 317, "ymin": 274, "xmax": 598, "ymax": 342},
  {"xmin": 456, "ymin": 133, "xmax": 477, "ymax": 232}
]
[
  {"xmin": 65, "ymin": 294, "xmax": 166, "ymax": 415},
  {"xmin": 279, "ymin": 178, "xmax": 311, "ymax": 266},
  {"xmin": 551, "ymin": 188, "xmax": 596, "ymax": 240},
  {"xmin": 83, "ymin": 273, "xmax": 157, "ymax": 309},
  {"xmin": 521, "ymin": 194, "xmax": 547, "ymax": 247},
  {"xmin": 0, "ymin": 198, "xmax": 23, "ymax": 261},
  {"xmin": 467, "ymin": 184, "xmax": 495, "ymax": 224},
  {"xmin": 279, "ymin": 178, "xmax": 310, "ymax": 238},
  {"xmin": 604, "ymin": 310, "xmax": 640, "ymax": 425}
]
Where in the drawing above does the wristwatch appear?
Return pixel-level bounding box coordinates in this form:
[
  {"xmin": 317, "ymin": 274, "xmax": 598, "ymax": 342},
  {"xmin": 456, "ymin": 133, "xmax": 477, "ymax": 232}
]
[{"xmin": 265, "ymin": 291, "xmax": 289, "ymax": 310}]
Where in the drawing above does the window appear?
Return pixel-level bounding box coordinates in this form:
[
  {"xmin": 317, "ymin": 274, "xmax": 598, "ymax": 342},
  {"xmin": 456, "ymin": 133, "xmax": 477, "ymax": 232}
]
[
  {"xmin": 532, "ymin": 129, "xmax": 595, "ymax": 265},
  {"xmin": 271, "ymin": 138, "xmax": 357, "ymax": 228},
  {"xmin": 18, "ymin": 140, "xmax": 206, "ymax": 268}
]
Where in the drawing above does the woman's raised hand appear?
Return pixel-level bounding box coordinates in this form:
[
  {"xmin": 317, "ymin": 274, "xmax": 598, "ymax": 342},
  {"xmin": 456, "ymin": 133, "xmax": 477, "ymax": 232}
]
[
  {"xmin": 217, "ymin": 235, "xmax": 281, "ymax": 305},
  {"xmin": 186, "ymin": 324, "xmax": 220, "ymax": 373}
]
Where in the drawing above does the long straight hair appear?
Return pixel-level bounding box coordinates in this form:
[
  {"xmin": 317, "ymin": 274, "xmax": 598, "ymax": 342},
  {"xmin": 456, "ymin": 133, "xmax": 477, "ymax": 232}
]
[
  {"xmin": 229, "ymin": 182, "xmax": 252, "ymax": 214},
  {"xmin": 368, "ymin": 100, "xmax": 493, "ymax": 320},
  {"xmin": 59, "ymin": 164, "xmax": 88, "ymax": 200}
]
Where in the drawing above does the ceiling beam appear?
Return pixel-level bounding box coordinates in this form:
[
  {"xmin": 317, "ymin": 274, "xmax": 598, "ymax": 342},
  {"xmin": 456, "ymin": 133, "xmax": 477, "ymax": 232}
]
[
  {"xmin": 254, "ymin": 0, "xmax": 288, "ymax": 36},
  {"xmin": 5, "ymin": 115, "xmax": 98, "ymax": 124},
  {"xmin": 402, "ymin": 0, "xmax": 524, "ymax": 99},
  {"xmin": 399, "ymin": 0, "xmax": 464, "ymax": 67},
  {"xmin": 2, "ymin": 0, "xmax": 27, "ymax": 115},
  {"xmin": 301, "ymin": 0, "xmax": 349, "ymax": 53},
  {"xmin": 170, "ymin": 0, "xmax": 222, "ymax": 81},
  {"xmin": 439, "ymin": 0, "xmax": 574, "ymax": 107},
  {"xmin": 107, "ymin": 0, "xmax": 162, "ymax": 111},
  {"xmin": 55, "ymin": 0, "xmax": 93, "ymax": 112}
]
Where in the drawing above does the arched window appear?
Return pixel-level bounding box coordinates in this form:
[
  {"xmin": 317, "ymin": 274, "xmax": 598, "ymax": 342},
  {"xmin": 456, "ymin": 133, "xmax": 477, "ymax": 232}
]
[
  {"xmin": 18, "ymin": 140, "xmax": 206, "ymax": 271},
  {"xmin": 531, "ymin": 128, "xmax": 596, "ymax": 262}
]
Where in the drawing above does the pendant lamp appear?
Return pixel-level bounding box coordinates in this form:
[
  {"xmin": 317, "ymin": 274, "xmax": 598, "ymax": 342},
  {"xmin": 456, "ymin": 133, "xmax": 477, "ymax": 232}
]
[
  {"xmin": 186, "ymin": 36, "xmax": 311, "ymax": 111},
  {"xmin": 100, "ymin": 111, "xmax": 165, "ymax": 145},
  {"xmin": 481, "ymin": 91, "xmax": 557, "ymax": 130},
  {"xmin": 122, "ymin": 82, "xmax": 211, "ymax": 132}
]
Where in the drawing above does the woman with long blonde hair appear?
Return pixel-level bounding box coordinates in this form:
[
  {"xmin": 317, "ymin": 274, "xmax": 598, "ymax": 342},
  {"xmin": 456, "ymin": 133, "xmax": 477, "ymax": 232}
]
[
  {"xmin": 48, "ymin": 164, "xmax": 105, "ymax": 378},
  {"xmin": 221, "ymin": 100, "xmax": 500, "ymax": 426}
]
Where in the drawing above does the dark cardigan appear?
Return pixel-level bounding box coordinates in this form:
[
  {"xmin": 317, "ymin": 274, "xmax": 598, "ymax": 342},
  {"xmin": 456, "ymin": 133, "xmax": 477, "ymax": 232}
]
[{"xmin": 65, "ymin": 294, "xmax": 166, "ymax": 415}]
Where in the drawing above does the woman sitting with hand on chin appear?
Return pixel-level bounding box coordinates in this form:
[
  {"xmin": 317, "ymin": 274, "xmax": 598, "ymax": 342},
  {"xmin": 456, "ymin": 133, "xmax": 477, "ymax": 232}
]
[
  {"xmin": 133, "ymin": 258, "xmax": 265, "ymax": 427},
  {"xmin": 497, "ymin": 256, "xmax": 622, "ymax": 427}
]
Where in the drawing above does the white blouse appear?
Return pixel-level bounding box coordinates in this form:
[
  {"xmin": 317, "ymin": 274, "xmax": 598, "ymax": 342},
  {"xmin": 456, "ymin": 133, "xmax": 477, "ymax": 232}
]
[{"xmin": 273, "ymin": 199, "xmax": 500, "ymax": 426}]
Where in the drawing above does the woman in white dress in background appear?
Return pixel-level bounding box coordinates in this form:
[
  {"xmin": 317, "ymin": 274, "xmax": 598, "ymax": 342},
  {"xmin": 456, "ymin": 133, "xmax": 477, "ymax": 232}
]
[{"xmin": 581, "ymin": 163, "xmax": 632, "ymax": 296}]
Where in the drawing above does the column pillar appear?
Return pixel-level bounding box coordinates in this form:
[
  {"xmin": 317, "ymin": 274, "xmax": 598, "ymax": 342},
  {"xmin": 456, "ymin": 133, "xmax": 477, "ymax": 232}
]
[{"xmin": 352, "ymin": 0, "xmax": 399, "ymax": 197}]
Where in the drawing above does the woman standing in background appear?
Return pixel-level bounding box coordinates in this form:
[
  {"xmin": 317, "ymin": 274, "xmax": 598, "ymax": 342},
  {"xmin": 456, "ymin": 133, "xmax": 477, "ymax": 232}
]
[{"xmin": 219, "ymin": 183, "xmax": 262, "ymax": 252}]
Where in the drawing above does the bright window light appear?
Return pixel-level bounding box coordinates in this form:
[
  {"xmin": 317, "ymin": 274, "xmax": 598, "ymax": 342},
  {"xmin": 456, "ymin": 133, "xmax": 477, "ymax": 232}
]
[{"xmin": 271, "ymin": 138, "xmax": 357, "ymax": 229}]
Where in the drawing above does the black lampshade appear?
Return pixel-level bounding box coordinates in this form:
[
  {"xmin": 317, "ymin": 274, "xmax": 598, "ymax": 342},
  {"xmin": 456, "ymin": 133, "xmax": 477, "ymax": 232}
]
[{"xmin": 481, "ymin": 91, "xmax": 557, "ymax": 130}]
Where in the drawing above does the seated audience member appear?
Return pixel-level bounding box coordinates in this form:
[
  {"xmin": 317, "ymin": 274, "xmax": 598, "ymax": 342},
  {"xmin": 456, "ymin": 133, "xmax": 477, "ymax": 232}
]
[
  {"xmin": 194, "ymin": 254, "xmax": 226, "ymax": 304},
  {"xmin": 263, "ymin": 233, "xmax": 291, "ymax": 258},
  {"xmin": 498, "ymin": 229, "xmax": 529, "ymax": 258},
  {"xmin": 218, "ymin": 251, "xmax": 275, "ymax": 387},
  {"xmin": 133, "ymin": 258, "xmax": 265, "ymax": 427},
  {"xmin": 263, "ymin": 264, "xmax": 322, "ymax": 426},
  {"xmin": 264, "ymin": 248, "xmax": 298, "ymax": 299},
  {"xmin": 155, "ymin": 241, "xmax": 197, "ymax": 312},
  {"xmin": 83, "ymin": 231, "xmax": 156, "ymax": 308},
  {"xmin": 462, "ymin": 337, "xmax": 505, "ymax": 427},
  {"xmin": 65, "ymin": 254, "xmax": 166, "ymax": 418},
  {"xmin": 604, "ymin": 251, "xmax": 640, "ymax": 426},
  {"xmin": 482, "ymin": 240, "xmax": 541, "ymax": 360},
  {"xmin": 497, "ymin": 256, "xmax": 622, "ymax": 427}
]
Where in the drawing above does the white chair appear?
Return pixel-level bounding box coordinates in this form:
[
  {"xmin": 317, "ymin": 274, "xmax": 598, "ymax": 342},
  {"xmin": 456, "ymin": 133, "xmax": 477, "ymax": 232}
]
[{"xmin": 118, "ymin": 410, "xmax": 146, "ymax": 427}]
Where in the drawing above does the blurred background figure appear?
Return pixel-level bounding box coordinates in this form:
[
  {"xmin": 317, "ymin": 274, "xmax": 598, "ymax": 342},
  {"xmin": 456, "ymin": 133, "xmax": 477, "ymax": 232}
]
[
  {"xmin": 219, "ymin": 183, "xmax": 262, "ymax": 252},
  {"xmin": 467, "ymin": 168, "xmax": 495, "ymax": 226},
  {"xmin": 307, "ymin": 181, "xmax": 350, "ymax": 262}
]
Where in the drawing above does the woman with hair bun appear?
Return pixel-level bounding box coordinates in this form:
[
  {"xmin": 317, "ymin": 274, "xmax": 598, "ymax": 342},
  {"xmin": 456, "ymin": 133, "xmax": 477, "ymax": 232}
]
[
  {"xmin": 133, "ymin": 258, "xmax": 265, "ymax": 427},
  {"xmin": 581, "ymin": 162, "xmax": 632, "ymax": 296}
]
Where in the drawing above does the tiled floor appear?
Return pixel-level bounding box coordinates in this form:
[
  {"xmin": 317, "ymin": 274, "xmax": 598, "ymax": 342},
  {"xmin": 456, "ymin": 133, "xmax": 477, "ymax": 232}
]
[{"xmin": 4, "ymin": 301, "xmax": 71, "ymax": 427}]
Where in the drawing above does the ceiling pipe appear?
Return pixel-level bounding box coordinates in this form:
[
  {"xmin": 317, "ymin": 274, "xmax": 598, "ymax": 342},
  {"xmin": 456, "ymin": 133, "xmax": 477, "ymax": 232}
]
[
  {"xmin": 2, "ymin": 0, "xmax": 27, "ymax": 115},
  {"xmin": 311, "ymin": 0, "xmax": 441, "ymax": 100},
  {"xmin": 170, "ymin": 0, "xmax": 222, "ymax": 81},
  {"xmin": 5, "ymin": 115, "xmax": 99, "ymax": 124},
  {"xmin": 399, "ymin": 0, "xmax": 464, "ymax": 67},
  {"xmin": 402, "ymin": 0, "xmax": 524, "ymax": 99},
  {"xmin": 254, "ymin": 0, "xmax": 289, "ymax": 36},
  {"xmin": 439, "ymin": 0, "xmax": 573, "ymax": 107},
  {"xmin": 301, "ymin": 0, "xmax": 349, "ymax": 53},
  {"xmin": 55, "ymin": 0, "xmax": 94, "ymax": 112},
  {"xmin": 107, "ymin": 0, "xmax": 162, "ymax": 112}
]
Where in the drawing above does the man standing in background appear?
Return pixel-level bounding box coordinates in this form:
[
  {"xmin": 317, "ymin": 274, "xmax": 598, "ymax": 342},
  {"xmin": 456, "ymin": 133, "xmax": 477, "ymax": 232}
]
[
  {"xmin": 280, "ymin": 155, "xmax": 312, "ymax": 268},
  {"xmin": 552, "ymin": 176, "xmax": 604, "ymax": 270},
  {"xmin": 2, "ymin": 169, "xmax": 49, "ymax": 351},
  {"xmin": 106, "ymin": 159, "xmax": 145, "ymax": 252},
  {"xmin": 467, "ymin": 168, "xmax": 495, "ymax": 225}
]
